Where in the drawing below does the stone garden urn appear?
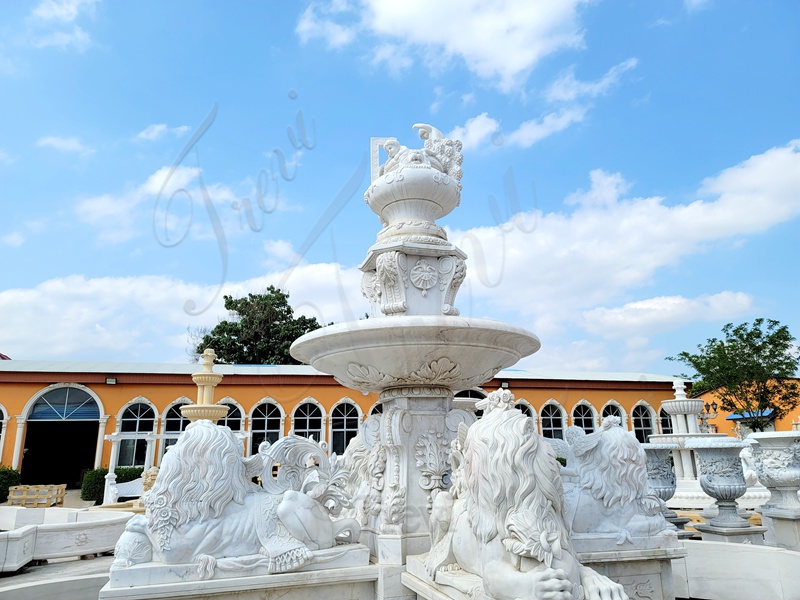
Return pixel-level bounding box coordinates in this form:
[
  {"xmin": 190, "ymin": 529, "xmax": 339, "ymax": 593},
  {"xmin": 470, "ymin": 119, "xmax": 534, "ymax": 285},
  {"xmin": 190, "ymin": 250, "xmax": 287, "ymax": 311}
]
[
  {"xmin": 747, "ymin": 431, "xmax": 800, "ymax": 513},
  {"xmin": 642, "ymin": 443, "xmax": 679, "ymax": 517},
  {"xmin": 686, "ymin": 438, "xmax": 751, "ymax": 528}
]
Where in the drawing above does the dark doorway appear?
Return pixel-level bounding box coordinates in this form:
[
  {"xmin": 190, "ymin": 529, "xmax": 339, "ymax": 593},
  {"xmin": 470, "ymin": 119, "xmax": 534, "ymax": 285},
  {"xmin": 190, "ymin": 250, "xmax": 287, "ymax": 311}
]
[{"xmin": 21, "ymin": 421, "xmax": 99, "ymax": 488}]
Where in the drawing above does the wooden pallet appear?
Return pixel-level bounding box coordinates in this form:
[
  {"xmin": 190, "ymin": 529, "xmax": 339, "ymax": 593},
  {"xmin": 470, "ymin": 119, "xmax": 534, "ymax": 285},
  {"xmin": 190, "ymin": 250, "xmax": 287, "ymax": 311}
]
[{"xmin": 7, "ymin": 484, "xmax": 67, "ymax": 507}]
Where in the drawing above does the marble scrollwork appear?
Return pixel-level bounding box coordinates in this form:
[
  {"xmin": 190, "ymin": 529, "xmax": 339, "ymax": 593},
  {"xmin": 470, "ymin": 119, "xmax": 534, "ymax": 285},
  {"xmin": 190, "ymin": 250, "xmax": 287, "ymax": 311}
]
[
  {"xmin": 346, "ymin": 358, "xmax": 463, "ymax": 392},
  {"xmin": 415, "ymin": 429, "xmax": 451, "ymax": 511},
  {"xmin": 376, "ymin": 251, "xmax": 408, "ymax": 315},
  {"xmin": 438, "ymin": 256, "xmax": 466, "ymax": 316}
]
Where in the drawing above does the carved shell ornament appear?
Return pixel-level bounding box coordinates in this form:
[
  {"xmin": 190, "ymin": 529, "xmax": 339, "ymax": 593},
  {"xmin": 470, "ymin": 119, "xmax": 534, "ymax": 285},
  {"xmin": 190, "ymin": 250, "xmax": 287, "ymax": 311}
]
[{"xmin": 410, "ymin": 259, "xmax": 438, "ymax": 296}]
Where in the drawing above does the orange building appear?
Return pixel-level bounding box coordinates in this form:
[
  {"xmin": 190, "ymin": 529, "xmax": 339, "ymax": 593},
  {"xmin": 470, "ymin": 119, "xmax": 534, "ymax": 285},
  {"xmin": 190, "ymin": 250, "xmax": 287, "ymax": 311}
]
[{"xmin": 0, "ymin": 360, "xmax": 683, "ymax": 488}]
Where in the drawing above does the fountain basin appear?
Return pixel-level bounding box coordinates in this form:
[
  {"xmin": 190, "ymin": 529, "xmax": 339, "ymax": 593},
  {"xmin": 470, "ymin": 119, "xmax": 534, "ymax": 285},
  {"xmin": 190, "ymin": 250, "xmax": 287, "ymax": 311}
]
[
  {"xmin": 0, "ymin": 507, "xmax": 134, "ymax": 571},
  {"xmin": 291, "ymin": 315, "xmax": 540, "ymax": 394}
]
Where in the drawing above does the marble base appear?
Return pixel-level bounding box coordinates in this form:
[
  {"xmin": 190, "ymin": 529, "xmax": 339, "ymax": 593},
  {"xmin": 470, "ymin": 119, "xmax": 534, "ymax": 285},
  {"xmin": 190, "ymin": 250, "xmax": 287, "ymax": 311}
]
[
  {"xmin": 101, "ymin": 563, "xmax": 378, "ymax": 600},
  {"xmin": 760, "ymin": 507, "xmax": 800, "ymax": 551},
  {"xmin": 579, "ymin": 549, "xmax": 685, "ymax": 600},
  {"xmin": 405, "ymin": 545, "xmax": 687, "ymax": 600},
  {"xmin": 107, "ymin": 543, "xmax": 370, "ymax": 589},
  {"xmin": 570, "ymin": 531, "xmax": 680, "ymax": 554},
  {"xmin": 693, "ymin": 523, "xmax": 767, "ymax": 544}
]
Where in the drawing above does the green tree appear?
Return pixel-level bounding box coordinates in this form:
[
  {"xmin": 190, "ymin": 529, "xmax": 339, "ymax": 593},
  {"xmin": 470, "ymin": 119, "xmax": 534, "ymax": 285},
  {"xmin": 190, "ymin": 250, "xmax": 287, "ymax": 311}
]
[
  {"xmin": 669, "ymin": 318, "xmax": 800, "ymax": 432},
  {"xmin": 192, "ymin": 286, "xmax": 322, "ymax": 365}
]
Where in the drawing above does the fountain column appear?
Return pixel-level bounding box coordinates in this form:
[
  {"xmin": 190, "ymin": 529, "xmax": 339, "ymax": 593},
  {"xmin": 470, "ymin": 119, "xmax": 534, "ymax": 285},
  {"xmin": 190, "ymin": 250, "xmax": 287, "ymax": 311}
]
[{"xmin": 291, "ymin": 126, "xmax": 540, "ymax": 596}]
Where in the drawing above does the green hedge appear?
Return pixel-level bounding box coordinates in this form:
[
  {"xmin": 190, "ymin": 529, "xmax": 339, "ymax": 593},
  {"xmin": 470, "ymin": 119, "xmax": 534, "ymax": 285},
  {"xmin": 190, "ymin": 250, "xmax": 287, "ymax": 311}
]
[
  {"xmin": 80, "ymin": 467, "xmax": 144, "ymax": 504},
  {"xmin": 0, "ymin": 466, "xmax": 21, "ymax": 503}
]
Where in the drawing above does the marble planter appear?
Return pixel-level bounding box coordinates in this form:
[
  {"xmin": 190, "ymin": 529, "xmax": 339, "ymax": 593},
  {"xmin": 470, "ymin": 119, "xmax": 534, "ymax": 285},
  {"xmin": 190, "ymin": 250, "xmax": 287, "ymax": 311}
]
[
  {"xmin": 685, "ymin": 439, "xmax": 750, "ymax": 528},
  {"xmin": 747, "ymin": 431, "xmax": 800, "ymax": 513},
  {"xmin": 642, "ymin": 444, "xmax": 678, "ymax": 505}
]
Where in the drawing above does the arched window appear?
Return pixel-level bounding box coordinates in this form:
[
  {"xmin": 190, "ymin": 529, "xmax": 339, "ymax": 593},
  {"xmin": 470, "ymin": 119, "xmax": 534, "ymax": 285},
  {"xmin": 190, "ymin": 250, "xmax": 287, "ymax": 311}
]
[
  {"xmin": 516, "ymin": 403, "xmax": 533, "ymax": 417},
  {"xmin": 632, "ymin": 405, "xmax": 654, "ymax": 443},
  {"xmin": 454, "ymin": 388, "xmax": 487, "ymax": 418},
  {"xmin": 29, "ymin": 387, "xmax": 99, "ymax": 421},
  {"xmin": 331, "ymin": 402, "xmax": 360, "ymax": 455},
  {"xmin": 251, "ymin": 403, "xmax": 282, "ymax": 453},
  {"xmin": 293, "ymin": 403, "xmax": 323, "ymax": 442},
  {"xmin": 659, "ymin": 408, "xmax": 673, "ymax": 434},
  {"xmin": 219, "ymin": 403, "xmax": 243, "ymax": 431},
  {"xmin": 118, "ymin": 403, "xmax": 155, "ymax": 467},
  {"xmin": 602, "ymin": 404, "xmax": 622, "ymax": 423},
  {"xmin": 540, "ymin": 404, "xmax": 565, "ymax": 439},
  {"xmin": 572, "ymin": 404, "xmax": 595, "ymax": 433},
  {"xmin": 370, "ymin": 403, "xmax": 383, "ymax": 415},
  {"xmin": 162, "ymin": 403, "xmax": 190, "ymax": 453}
]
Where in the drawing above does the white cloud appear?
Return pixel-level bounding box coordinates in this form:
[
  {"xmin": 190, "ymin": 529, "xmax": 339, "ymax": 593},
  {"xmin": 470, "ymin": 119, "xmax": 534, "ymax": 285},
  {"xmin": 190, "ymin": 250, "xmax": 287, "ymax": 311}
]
[
  {"xmin": 582, "ymin": 292, "xmax": 754, "ymax": 339},
  {"xmin": 0, "ymin": 265, "xmax": 367, "ymax": 362},
  {"xmin": 36, "ymin": 135, "xmax": 94, "ymax": 155},
  {"xmin": 75, "ymin": 165, "xmax": 201, "ymax": 243},
  {"xmin": 296, "ymin": 3, "xmax": 357, "ymax": 48},
  {"xmin": 448, "ymin": 107, "xmax": 586, "ymax": 151},
  {"xmin": 31, "ymin": 26, "xmax": 91, "ymax": 51},
  {"xmin": 446, "ymin": 139, "xmax": 800, "ymax": 339},
  {"xmin": 505, "ymin": 107, "xmax": 587, "ymax": 147},
  {"xmin": 545, "ymin": 58, "xmax": 639, "ymax": 103},
  {"xmin": 135, "ymin": 123, "xmax": 191, "ymax": 142},
  {"xmin": 448, "ymin": 113, "xmax": 500, "ymax": 150},
  {"xmin": 263, "ymin": 239, "xmax": 301, "ymax": 270},
  {"xmin": 296, "ymin": 0, "xmax": 588, "ymax": 91},
  {"xmin": 1, "ymin": 232, "xmax": 25, "ymax": 247},
  {"xmin": 31, "ymin": 0, "xmax": 99, "ymax": 22},
  {"xmin": 0, "ymin": 149, "xmax": 14, "ymax": 165}
]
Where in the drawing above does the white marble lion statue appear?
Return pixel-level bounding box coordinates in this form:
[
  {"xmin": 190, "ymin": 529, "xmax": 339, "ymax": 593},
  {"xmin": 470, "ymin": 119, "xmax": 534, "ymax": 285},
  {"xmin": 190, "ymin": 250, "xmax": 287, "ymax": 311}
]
[
  {"xmin": 425, "ymin": 389, "xmax": 627, "ymax": 600},
  {"xmin": 112, "ymin": 420, "xmax": 360, "ymax": 579},
  {"xmin": 564, "ymin": 418, "xmax": 671, "ymax": 544}
]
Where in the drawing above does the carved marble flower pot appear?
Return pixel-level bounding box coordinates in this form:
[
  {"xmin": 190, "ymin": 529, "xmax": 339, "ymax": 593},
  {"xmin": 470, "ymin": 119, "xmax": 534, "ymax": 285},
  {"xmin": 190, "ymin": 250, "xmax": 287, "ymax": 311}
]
[
  {"xmin": 642, "ymin": 443, "xmax": 679, "ymax": 518},
  {"xmin": 748, "ymin": 432, "xmax": 800, "ymax": 512},
  {"xmin": 686, "ymin": 439, "xmax": 750, "ymax": 528}
]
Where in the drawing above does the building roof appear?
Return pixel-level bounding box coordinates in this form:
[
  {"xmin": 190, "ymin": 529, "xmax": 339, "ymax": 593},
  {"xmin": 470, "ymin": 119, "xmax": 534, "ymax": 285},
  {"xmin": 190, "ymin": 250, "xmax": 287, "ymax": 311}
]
[{"xmin": 0, "ymin": 360, "xmax": 677, "ymax": 384}]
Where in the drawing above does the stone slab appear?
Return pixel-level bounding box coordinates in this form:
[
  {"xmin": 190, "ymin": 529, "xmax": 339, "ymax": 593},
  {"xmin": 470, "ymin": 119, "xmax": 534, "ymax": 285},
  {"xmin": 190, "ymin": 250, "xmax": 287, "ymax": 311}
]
[
  {"xmin": 100, "ymin": 564, "xmax": 379, "ymax": 600},
  {"xmin": 694, "ymin": 523, "xmax": 767, "ymax": 544},
  {"xmin": 109, "ymin": 543, "xmax": 370, "ymax": 588}
]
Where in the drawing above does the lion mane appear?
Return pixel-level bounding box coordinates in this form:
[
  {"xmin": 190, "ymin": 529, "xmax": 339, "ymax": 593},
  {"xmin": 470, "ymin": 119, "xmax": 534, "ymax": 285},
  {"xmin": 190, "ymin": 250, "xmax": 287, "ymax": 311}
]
[
  {"xmin": 145, "ymin": 420, "xmax": 254, "ymax": 551},
  {"xmin": 463, "ymin": 398, "xmax": 572, "ymax": 565},
  {"xmin": 571, "ymin": 418, "xmax": 660, "ymax": 514}
]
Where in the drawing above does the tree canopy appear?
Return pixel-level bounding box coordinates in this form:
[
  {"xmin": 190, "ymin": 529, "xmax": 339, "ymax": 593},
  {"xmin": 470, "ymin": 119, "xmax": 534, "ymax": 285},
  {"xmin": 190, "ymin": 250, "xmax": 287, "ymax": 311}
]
[
  {"xmin": 192, "ymin": 286, "xmax": 322, "ymax": 365},
  {"xmin": 669, "ymin": 318, "xmax": 800, "ymax": 432}
]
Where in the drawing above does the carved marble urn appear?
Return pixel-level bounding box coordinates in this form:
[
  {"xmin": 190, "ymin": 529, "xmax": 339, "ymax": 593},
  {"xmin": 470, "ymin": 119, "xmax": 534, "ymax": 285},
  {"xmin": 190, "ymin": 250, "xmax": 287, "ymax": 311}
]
[
  {"xmin": 686, "ymin": 438, "xmax": 751, "ymax": 528},
  {"xmin": 747, "ymin": 432, "xmax": 800, "ymax": 512},
  {"xmin": 642, "ymin": 443, "xmax": 679, "ymax": 514}
]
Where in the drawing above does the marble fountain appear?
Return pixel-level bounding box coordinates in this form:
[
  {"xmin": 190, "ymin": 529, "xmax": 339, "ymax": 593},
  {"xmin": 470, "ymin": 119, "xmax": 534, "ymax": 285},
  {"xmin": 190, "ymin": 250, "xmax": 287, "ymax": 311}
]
[{"xmin": 6, "ymin": 125, "xmax": 800, "ymax": 600}]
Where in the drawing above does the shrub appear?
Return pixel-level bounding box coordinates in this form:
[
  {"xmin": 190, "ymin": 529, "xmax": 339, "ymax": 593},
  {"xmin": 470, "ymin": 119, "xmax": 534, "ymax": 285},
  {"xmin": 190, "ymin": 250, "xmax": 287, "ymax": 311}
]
[
  {"xmin": 114, "ymin": 467, "xmax": 144, "ymax": 484},
  {"xmin": 80, "ymin": 468, "xmax": 108, "ymax": 504},
  {"xmin": 0, "ymin": 466, "xmax": 21, "ymax": 503},
  {"xmin": 80, "ymin": 467, "xmax": 145, "ymax": 504}
]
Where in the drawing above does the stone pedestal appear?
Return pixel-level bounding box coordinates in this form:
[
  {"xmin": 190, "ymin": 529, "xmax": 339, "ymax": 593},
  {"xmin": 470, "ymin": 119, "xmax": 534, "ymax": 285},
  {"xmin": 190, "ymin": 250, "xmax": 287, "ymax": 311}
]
[
  {"xmin": 693, "ymin": 523, "xmax": 767, "ymax": 544},
  {"xmin": 577, "ymin": 547, "xmax": 686, "ymax": 600},
  {"xmin": 760, "ymin": 506, "xmax": 800, "ymax": 551},
  {"xmin": 100, "ymin": 563, "xmax": 378, "ymax": 600}
]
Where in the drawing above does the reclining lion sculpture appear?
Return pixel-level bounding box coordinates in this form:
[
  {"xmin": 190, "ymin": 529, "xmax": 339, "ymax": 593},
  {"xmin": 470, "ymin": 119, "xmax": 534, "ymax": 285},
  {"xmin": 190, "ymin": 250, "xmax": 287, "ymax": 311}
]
[
  {"xmin": 425, "ymin": 389, "xmax": 627, "ymax": 600},
  {"xmin": 113, "ymin": 420, "xmax": 360, "ymax": 579}
]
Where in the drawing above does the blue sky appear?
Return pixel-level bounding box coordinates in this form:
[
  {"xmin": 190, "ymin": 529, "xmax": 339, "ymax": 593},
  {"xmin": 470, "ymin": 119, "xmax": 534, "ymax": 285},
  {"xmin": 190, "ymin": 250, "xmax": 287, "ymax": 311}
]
[{"xmin": 1, "ymin": 0, "xmax": 798, "ymax": 375}]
